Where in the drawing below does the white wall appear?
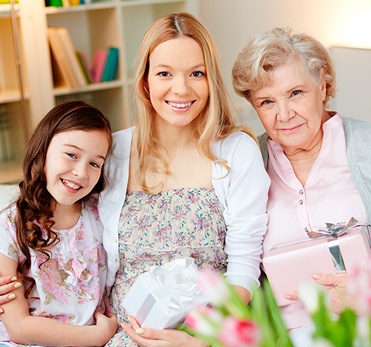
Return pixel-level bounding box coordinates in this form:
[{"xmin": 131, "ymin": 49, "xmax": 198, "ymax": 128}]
[{"xmin": 198, "ymin": 0, "xmax": 371, "ymax": 134}]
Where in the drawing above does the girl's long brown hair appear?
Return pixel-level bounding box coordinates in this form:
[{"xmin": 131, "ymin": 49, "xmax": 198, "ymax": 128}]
[{"xmin": 15, "ymin": 100, "xmax": 112, "ymax": 298}]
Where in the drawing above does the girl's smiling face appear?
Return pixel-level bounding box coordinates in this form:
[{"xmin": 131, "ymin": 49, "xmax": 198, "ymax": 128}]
[{"xmin": 44, "ymin": 129, "xmax": 109, "ymax": 208}]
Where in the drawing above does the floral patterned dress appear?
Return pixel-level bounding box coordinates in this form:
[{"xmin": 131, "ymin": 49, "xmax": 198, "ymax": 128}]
[
  {"xmin": 107, "ymin": 187, "xmax": 227, "ymax": 347},
  {"xmin": 0, "ymin": 203, "xmax": 107, "ymax": 346}
]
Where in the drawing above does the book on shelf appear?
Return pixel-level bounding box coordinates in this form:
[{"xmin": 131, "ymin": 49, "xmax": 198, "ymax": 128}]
[
  {"xmin": 47, "ymin": 27, "xmax": 86, "ymax": 89},
  {"xmin": 91, "ymin": 49, "xmax": 107, "ymax": 83},
  {"xmin": 45, "ymin": 0, "xmax": 82, "ymax": 6},
  {"xmin": 48, "ymin": 27, "xmax": 78, "ymax": 88},
  {"xmin": 57, "ymin": 27, "xmax": 87, "ymax": 87},
  {"xmin": 102, "ymin": 47, "xmax": 119, "ymax": 82},
  {"xmin": 76, "ymin": 51, "xmax": 92, "ymax": 84}
]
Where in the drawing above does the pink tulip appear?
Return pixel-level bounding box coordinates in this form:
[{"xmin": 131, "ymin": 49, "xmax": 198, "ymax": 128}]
[
  {"xmin": 197, "ymin": 268, "xmax": 230, "ymax": 306},
  {"xmin": 184, "ymin": 305, "xmax": 222, "ymax": 336},
  {"xmin": 218, "ymin": 316, "xmax": 261, "ymax": 347}
]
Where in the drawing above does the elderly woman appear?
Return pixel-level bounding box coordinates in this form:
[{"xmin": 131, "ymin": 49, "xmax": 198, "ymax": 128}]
[{"xmin": 232, "ymin": 27, "xmax": 371, "ymax": 344}]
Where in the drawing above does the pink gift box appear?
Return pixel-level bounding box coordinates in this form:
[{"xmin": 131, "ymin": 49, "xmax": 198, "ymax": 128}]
[
  {"xmin": 263, "ymin": 225, "xmax": 371, "ymax": 307},
  {"xmin": 122, "ymin": 257, "xmax": 208, "ymax": 329}
]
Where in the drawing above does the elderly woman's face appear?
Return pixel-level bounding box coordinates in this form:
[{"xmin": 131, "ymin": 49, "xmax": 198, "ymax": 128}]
[{"xmin": 250, "ymin": 59, "xmax": 328, "ymax": 155}]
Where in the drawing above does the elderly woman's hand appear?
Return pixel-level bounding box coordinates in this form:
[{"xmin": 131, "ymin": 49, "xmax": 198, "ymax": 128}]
[
  {"xmin": 311, "ymin": 272, "xmax": 350, "ymax": 315},
  {"xmin": 286, "ymin": 272, "xmax": 351, "ymax": 315},
  {"xmin": 0, "ymin": 275, "xmax": 21, "ymax": 313}
]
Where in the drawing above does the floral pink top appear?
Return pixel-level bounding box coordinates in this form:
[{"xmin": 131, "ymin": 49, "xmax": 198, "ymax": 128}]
[
  {"xmin": 107, "ymin": 187, "xmax": 226, "ymax": 347},
  {"xmin": 0, "ymin": 202, "xmax": 107, "ymax": 344}
]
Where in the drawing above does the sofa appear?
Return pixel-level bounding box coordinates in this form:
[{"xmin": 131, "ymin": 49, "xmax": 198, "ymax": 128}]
[{"xmin": 0, "ymin": 184, "xmax": 19, "ymax": 210}]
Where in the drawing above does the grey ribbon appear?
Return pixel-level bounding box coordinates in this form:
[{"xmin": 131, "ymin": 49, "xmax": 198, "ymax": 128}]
[{"xmin": 306, "ymin": 217, "xmax": 371, "ymax": 273}]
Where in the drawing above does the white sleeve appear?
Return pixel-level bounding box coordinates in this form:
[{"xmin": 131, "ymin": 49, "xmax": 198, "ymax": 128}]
[{"xmin": 214, "ymin": 132, "xmax": 270, "ymax": 295}]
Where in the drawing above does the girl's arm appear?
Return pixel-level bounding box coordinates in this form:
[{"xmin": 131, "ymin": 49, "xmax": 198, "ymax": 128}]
[{"xmin": 0, "ymin": 254, "xmax": 118, "ymax": 346}]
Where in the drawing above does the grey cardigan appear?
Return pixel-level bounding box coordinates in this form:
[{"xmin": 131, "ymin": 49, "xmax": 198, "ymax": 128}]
[{"xmin": 258, "ymin": 116, "xmax": 371, "ymax": 223}]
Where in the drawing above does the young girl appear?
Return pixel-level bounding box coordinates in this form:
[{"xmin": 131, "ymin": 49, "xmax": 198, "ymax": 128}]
[{"xmin": 0, "ymin": 101, "xmax": 118, "ymax": 346}]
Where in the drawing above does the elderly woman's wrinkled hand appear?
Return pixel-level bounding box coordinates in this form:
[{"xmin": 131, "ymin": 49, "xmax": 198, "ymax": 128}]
[
  {"xmin": 285, "ymin": 272, "xmax": 350, "ymax": 315},
  {"xmin": 311, "ymin": 272, "xmax": 350, "ymax": 315}
]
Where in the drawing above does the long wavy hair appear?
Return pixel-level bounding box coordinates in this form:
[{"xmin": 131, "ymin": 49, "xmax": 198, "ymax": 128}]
[
  {"xmin": 15, "ymin": 100, "xmax": 112, "ymax": 298},
  {"xmin": 133, "ymin": 12, "xmax": 255, "ymax": 192}
]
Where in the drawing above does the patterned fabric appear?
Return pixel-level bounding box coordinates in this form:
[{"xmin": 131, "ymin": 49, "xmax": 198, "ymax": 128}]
[
  {"xmin": 106, "ymin": 187, "xmax": 226, "ymax": 347},
  {"xmin": 0, "ymin": 203, "xmax": 108, "ymax": 345}
]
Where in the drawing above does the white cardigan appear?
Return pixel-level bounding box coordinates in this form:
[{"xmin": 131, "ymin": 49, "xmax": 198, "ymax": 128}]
[{"xmin": 99, "ymin": 127, "xmax": 270, "ymax": 296}]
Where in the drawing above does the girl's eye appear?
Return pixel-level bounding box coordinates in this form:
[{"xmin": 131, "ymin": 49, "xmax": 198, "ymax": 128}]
[
  {"xmin": 191, "ymin": 71, "xmax": 204, "ymax": 78},
  {"xmin": 90, "ymin": 162, "xmax": 101, "ymax": 169},
  {"xmin": 66, "ymin": 153, "xmax": 77, "ymax": 159}
]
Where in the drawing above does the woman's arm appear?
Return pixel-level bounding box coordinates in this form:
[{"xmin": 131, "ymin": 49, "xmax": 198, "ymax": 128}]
[
  {"xmin": 0, "ymin": 254, "xmax": 118, "ymax": 346},
  {"xmin": 219, "ymin": 133, "xmax": 270, "ymax": 297}
]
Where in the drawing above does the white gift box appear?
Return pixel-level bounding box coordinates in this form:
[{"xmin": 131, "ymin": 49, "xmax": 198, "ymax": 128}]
[{"xmin": 122, "ymin": 257, "xmax": 208, "ymax": 329}]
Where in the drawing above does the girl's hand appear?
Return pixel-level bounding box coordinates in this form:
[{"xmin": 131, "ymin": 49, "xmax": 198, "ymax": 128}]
[
  {"xmin": 121, "ymin": 316, "xmax": 207, "ymax": 347},
  {"xmin": 94, "ymin": 309, "xmax": 119, "ymax": 345},
  {"xmin": 0, "ymin": 275, "xmax": 22, "ymax": 313}
]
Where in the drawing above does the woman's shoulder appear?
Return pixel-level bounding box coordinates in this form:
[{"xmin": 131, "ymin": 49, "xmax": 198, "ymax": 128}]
[
  {"xmin": 108, "ymin": 126, "xmax": 134, "ymax": 160},
  {"xmin": 342, "ymin": 117, "xmax": 371, "ymax": 143},
  {"xmin": 219, "ymin": 130, "xmax": 257, "ymax": 147},
  {"xmin": 214, "ymin": 130, "xmax": 262, "ymax": 163}
]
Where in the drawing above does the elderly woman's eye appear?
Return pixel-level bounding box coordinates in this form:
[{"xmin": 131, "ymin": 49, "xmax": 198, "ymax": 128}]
[
  {"xmin": 261, "ymin": 100, "xmax": 273, "ymax": 107},
  {"xmin": 292, "ymin": 90, "xmax": 302, "ymax": 96}
]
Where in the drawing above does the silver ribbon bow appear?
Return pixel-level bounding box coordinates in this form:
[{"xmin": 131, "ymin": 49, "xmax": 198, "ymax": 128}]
[{"xmin": 306, "ymin": 217, "xmax": 370, "ymax": 273}]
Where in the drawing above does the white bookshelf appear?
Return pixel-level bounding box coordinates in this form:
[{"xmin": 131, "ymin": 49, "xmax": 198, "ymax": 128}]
[{"xmin": 0, "ymin": 0, "xmax": 198, "ymax": 183}]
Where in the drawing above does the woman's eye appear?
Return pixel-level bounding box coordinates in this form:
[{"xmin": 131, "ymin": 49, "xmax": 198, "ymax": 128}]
[
  {"xmin": 191, "ymin": 71, "xmax": 204, "ymax": 78},
  {"xmin": 157, "ymin": 71, "xmax": 170, "ymax": 77},
  {"xmin": 261, "ymin": 99, "xmax": 273, "ymax": 107},
  {"xmin": 292, "ymin": 90, "xmax": 302, "ymax": 97}
]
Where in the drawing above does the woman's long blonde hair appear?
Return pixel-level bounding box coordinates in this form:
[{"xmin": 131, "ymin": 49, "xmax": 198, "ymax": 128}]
[{"xmin": 133, "ymin": 12, "xmax": 255, "ymax": 192}]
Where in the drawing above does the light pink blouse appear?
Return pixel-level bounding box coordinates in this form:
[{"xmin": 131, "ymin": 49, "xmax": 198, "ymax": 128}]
[{"xmin": 263, "ymin": 114, "xmax": 367, "ymax": 329}]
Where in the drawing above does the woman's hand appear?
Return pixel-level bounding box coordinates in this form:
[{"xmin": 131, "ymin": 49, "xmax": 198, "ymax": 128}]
[
  {"xmin": 121, "ymin": 316, "xmax": 207, "ymax": 347},
  {"xmin": 285, "ymin": 272, "xmax": 350, "ymax": 315},
  {"xmin": 0, "ymin": 275, "xmax": 22, "ymax": 313},
  {"xmin": 311, "ymin": 272, "xmax": 349, "ymax": 315}
]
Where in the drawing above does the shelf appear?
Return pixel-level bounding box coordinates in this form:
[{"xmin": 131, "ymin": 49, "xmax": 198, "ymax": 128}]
[
  {"xmin": 0, "ymin": 88, "xmax": 28, "ymax": 103},
  {"xmin": 120, "ymin": 0, "xmax": 186, "ymax": 7},
  {"xmin": 0, "ymin": 3, "xmax": 19, "ymax": 17},
  {"xmin": 53, "ymin": 80, "xmax": 123, "ymax": 96}
]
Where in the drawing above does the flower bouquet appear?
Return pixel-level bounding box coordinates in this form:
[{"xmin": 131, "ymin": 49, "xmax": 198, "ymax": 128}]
[
  {"xmin": 298, "ymin": 258, "xmax": 371, "ymax": 347},
  {"xmin": 180, "ymin": 259, "xmax": 371, "ymax": 347},
  {"xmin": 180, "ymin": 268, "xmax": 293, "ymax": 347}
]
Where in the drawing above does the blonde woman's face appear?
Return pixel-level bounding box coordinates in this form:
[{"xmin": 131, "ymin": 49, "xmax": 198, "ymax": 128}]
[
  {"xmin": 147, "ymin": 37, "xmax": 209, "ymax": 129},
  {"xmin": 250, "ymin": 59, "xmax": 328, "ymax": 155}
]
